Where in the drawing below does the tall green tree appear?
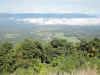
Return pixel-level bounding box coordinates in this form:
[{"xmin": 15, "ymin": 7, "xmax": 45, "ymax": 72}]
[{"xmin": 0, "ymin": 42, "xmax": 16, "ymax": 73}]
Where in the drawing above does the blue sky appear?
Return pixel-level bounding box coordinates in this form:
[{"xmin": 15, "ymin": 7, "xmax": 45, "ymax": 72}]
[{"xmin": 0, "ymin": 0, "xmax": 100, "ymax": 14}]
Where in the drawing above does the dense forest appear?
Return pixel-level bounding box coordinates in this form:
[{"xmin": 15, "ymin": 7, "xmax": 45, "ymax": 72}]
[{"xmin": 0, "ymin": 37, "xmax": 100, "ymax": 75}]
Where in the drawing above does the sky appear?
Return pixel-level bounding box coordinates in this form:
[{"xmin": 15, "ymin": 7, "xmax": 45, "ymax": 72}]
[{"xmin": 0, "ymin": 0, "xmax": 100, "ymax": 14}]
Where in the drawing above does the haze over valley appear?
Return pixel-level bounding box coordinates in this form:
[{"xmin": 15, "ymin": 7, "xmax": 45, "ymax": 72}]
[{"xmin": 0, "ymin": 13, "xmax": 100, "ymax": 43}]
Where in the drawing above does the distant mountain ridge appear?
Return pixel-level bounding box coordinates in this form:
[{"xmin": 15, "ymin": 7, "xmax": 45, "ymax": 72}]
[{"xmin": 0, "ymin": 13, "xmax": 98, "ymax": 18}]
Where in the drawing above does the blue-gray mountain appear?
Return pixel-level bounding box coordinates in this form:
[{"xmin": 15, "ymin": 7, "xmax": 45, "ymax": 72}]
[{"xmin": 0, "ymin": 13, "xmax": 98, "ymax": 18}]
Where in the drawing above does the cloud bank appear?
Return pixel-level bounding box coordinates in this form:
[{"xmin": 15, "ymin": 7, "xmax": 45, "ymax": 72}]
[{"xmin": 15, "ymin": 18, "xmax": 100, "ymax": 26}]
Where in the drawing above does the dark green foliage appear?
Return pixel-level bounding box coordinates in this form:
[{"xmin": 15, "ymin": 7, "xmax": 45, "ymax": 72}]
[
  {"xmin": 50, "ymin": 38, "xmax": 68, "ymax": 48},
  {"xmin": 15, "ymin": 38, "xmax": 42, "ymax": 72},
  {"xmin": 79, "ymin": 38, "xmax": 100, "ymax": 57},
  {"xmin": 0, "ymin": 42, "xmax": 16, "ymax": 73},
  {"xmin": 0, "ymin": 38, "xmax": 100, "ymax": 74}
]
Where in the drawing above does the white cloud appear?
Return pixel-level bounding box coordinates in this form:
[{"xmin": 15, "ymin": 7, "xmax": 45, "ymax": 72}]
[{"xmin": 15, "ymin": 18, "xmax": 100, "ymax": 26}]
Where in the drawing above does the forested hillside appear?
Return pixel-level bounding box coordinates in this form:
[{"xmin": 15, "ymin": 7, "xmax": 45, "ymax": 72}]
[{"xmin": 0, "ymin": 37, "xmax": 100, "ymax": 75}]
